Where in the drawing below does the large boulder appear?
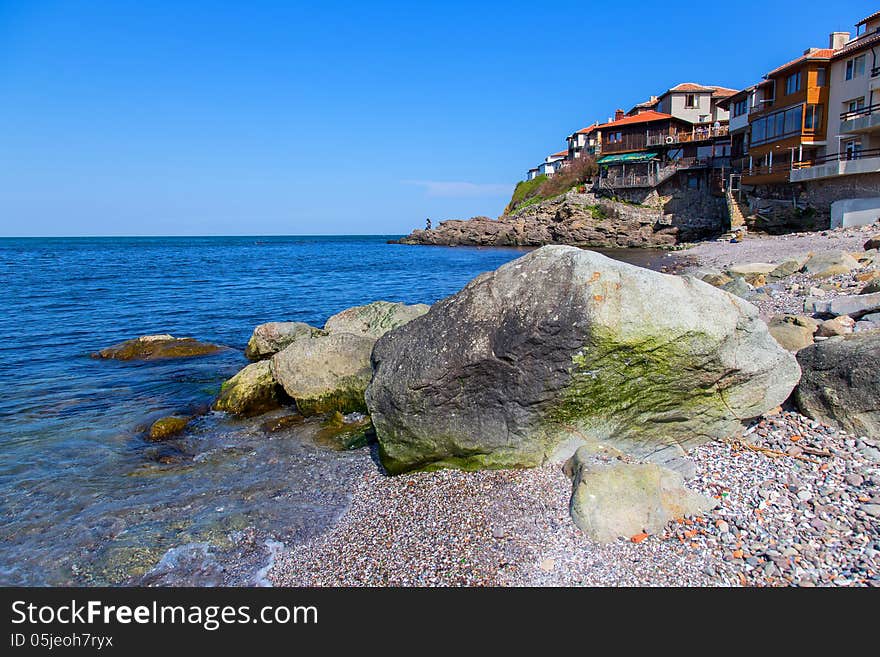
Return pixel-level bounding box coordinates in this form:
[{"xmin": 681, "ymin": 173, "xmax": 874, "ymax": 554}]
[
  {"xmin": 323, "ymin": 301, "xmax": 430, "ymax": 339},
  {"xmin": 795, "ymin": 332, "xmax": 880, "ymax": 437},
  {"xmin": 366, "ymin": 246, "xmax": 801, "ymax": 474},
  {"xmin": 271, "ymin": 333, "xmax": 375, "ymax": 416},
  {"xmin": 566, "ymin": 447, "xmax": 716, "ymax": 542},
  {"xmin": 94, "ymin": 335, "xmax": 225, "ymax": 360},
  {"xmin": 801, "ymin": 251, "xmax": 861, "ymax": 278},
  {"xmin": 212, "ymin": 360, "xmax": 288, "ymax": 416},
  {"xmin": 245, "ymin": 322, "xmax": 325, "ymax": 361}
]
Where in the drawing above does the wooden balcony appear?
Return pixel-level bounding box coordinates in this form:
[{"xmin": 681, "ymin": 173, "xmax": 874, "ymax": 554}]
[{"xmin": 645, "ymin": 124, "xmax": 729, "ymax": 147}]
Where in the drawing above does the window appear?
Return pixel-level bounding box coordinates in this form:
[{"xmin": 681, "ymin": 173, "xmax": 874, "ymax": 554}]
[
  {"xmin": 845, "ymin": 140, "xmax": 862, "ymax": 159},
  {"xmin": 607, "ymin": 131, "xmax": 622, "ymax": 143},
  {"xmin": 733, "ymin": 99, "xmax": 748, "ymax": 116},
  {"xmin": 846, "ymin": 55, "xmax": 866, "ymax": 80},
  {"xmin": 685, "ymin": 94, "xmax": 697, "ymax": 108},
  {"xmin": 816, "ymin": 68, "xmax": 826, "ymax": 87},
  {"xmin": 784, "ymin": 105, "xmax": 802, "ymax": 133},
  {"xmin": 804, "ymin": 104, "xmax": 822, "ymax": 131},
  {"xmin": 785, "ymin": 72, "xmax": 802, "ymax": 95},
  {"xmin": 687, "ymin": 175, "xmax": 700, "ymax": 189},
  {"xmin": 848, "ymin": 97, "xmax": 866, "ymax": 112},
  {"xmin": 750, "ymin": 104, "xmax": 805, "ymax": 145}
]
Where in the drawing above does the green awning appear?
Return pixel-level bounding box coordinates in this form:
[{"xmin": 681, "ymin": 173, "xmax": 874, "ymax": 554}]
[{"xmin": 597, "ymin": 151, "xmax": 658, "ymax": 164}]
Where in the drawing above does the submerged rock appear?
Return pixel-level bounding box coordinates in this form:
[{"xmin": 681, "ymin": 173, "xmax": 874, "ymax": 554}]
[
  {"xmin": 566, "ymin": 447, "xmax": 717, "ymax": 542},
  {"xmin": 314, "ymin": 411, "xmax": 374, "ymax": 450},
  {"xmin": 149, "ymin": 416, "xmax": 190, "ymax": 441},
  {"xmin": 366, "ymin": 245, "xmax": 800, "ymax": 474},
  {"xmin": 795, "ymin": 332, "xmax": 880, "ymax": 437},
  {"xmin": 212, "ymin": 360, "xmax": 288, "ymax": 416},
  {"xmin": 324, "ymin": 301, "xmax": 430, "ymax": 339},
  {"xmin": 271, "ymin": 333, "xmax": 374, "ymax": 416},
  {"xmin": 94, "ymin": 335, "xmax": 225, "ymax": 360},
  {"xmin": 245, "ymin": 322, "xmax": 326, "ymax": 361}
]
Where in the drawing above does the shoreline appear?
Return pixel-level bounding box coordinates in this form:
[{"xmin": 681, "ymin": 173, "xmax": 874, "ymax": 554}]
[{"xmin": 266, "ymin": 223, "xmax": 879, "ymax": 587}]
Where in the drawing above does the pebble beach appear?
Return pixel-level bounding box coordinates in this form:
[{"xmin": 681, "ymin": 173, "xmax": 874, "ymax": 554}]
[{"xmin": 269, "ymin": 224, "xmax": 880, "ymax": 588}]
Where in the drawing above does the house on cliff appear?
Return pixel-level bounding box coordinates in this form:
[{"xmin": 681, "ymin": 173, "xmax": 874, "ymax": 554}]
[
  {"xmin": 565, "ymin": 123, "xmax": 602, "ymax": 161},
  {"xmin": 730, "ymin": 11, "xmax": 880, "ymax": 228}
]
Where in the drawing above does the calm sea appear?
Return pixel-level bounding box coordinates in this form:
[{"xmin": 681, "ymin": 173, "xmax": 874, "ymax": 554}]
[{"xmin": 0, "ymin": 236, "xmax": 669, "ymax": 585}]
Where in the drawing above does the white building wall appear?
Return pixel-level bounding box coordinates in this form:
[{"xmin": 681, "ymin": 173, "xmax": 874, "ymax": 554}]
[
  {"xmin": 828, "ymin": 52, "xmax": 880, "ymax": 153},
  {"xmin": 657, "ymin": 92, "xmax": 714, "ymax": 123}
]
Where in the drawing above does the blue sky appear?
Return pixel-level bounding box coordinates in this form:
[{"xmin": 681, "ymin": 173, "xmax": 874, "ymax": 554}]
[{"xmin": 0, "ymin": 0, "xmax": 876, "ymax": 236}]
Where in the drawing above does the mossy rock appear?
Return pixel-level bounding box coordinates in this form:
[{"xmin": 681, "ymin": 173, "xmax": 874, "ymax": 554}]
[
  {"xmin": 323, "ymin": 301, "xmax": 430, "ymax": 339},
  {"xmin": 148, "ymin": 416, "xmax": 190, "ymax": 441},
  {"xmin": 212, "ymin": 360, "xmax": 288, "ymax": 417},
  {"xmin": 366, "ymin": 246, "xmax": 800, "ymax": 474},
  {"xmin": 314, "ymin": 411, "xmax": 374, "ymax": 450},
  {"xmin": 94, "ymin": 335, "xmax": 225, "ymax": 361},
  {"xmin": 271, "ymin": 333, "xmax": 375, "ymax": 417}
]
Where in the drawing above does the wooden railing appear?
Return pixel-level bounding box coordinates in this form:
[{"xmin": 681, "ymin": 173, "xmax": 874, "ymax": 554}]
[{"xmin": 645, "ymin": 124, "xmax": 729, "ymax": 147}]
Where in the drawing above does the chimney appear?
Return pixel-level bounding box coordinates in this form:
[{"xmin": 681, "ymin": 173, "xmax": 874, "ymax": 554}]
[
  {"xmin": 803, "ymin": 47, "xmax": 819, "ymax": 55},
  {"xmin": 614, "ymin": 108, "xmax": 625, "ymax": 121},
  {"xmin": 829, "ymin": 31, "xmax": 850, "ymax": 50}
]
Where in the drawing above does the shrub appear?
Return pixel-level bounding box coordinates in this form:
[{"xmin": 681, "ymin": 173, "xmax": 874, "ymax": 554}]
[{"xmin": 506, "ymin": 155, "xmax": 598, "ymax": 213}]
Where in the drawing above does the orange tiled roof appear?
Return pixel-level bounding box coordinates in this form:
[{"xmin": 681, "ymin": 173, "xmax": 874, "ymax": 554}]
[
  {"xmin": 550, "ymin": 150, "xmax": 568, "ymax": 158},
  {"xmin": 575, "ymin": 124, "xmax": 600, "ymax": 134},
  {"xmin": 666, "ymin": 82, "xmax": 715, "ymax": 93},
  {"xmin": 600, "ymin": 110, "xmax": 676, "ymax": 128},
  {"xmin": 711, "ymin": 86, "xmax": 739, "ymax": 98},
  {"xmin": 765, "ymin": 48, "xmax": 834, "ymax": 77}
]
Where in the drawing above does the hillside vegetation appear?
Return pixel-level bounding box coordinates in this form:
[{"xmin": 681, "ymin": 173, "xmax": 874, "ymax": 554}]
[{"xmin": 505, "ymin": 155, "xmax": 598, "ymax": 214}]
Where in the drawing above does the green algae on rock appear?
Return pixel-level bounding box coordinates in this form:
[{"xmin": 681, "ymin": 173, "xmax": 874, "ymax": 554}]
[
  {"xmin": 366, "ymin": 245, "xmax": 801, "ymax": 475},
  {"xmin": 148, "ymin": 416, "xmax": 191, "ymax": 441},
  {"xmin": 94, "ymin": 335, "xmax": 225, "ymax": 360},
  {"xmin": 212, "ymin": 360, "xmax": 288, "ymax": 417},
  {"xmin": 314, "ymin": 411, "xmax": 373, "ymax": 450},
  {"xmin": 270, "ymin": 332, "xmax": 374, "ymax": 416}
]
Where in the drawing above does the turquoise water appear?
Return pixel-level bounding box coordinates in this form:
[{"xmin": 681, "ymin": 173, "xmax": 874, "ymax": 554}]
[{"xmin": 0, "ymin": 236, "xmax": 668, "ymax": 585}]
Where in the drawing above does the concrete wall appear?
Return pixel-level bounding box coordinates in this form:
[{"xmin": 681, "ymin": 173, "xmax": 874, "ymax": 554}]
[{"xmin": 831, "ymin": 196, "xmax": 880, "ymax": 228}]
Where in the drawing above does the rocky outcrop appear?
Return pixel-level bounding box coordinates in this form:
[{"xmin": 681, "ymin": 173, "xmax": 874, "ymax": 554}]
[
  {"xmin": 245, "ymin": 322, "xmax": 325, "ymax": 361},
  {"xmin": 795, "ymin": 332, "xmax": 880, "ymax": 437},
  {"xmin": 393, "ymin": 192, "xmax": 681, "ymax": 249},
  {"xmin": 212, "ymin": 360, "xmax": 288, "ymax": 416},
  {"xmin": 324, "ymin": 301, "xmax": 431, "ymax": 339},
  {"xmin": 271, "ymin": 333, "xmax": 375, "ymax": 416},
  {"xmin": 366, "ymin": 245, "xmax": 800, "ymax": 474},
  {"xmin": 566, "ymin": 446, "xmax": 716, "ymax": 542},
  {"xmin": 94, "ymin": 335, "xmax": 225, "ymax": 360}
]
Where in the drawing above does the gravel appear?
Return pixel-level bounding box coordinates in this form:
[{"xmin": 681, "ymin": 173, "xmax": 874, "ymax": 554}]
[{"xmin": 268, "ymin": 409, "xmax": 879, "ymax": 587}]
